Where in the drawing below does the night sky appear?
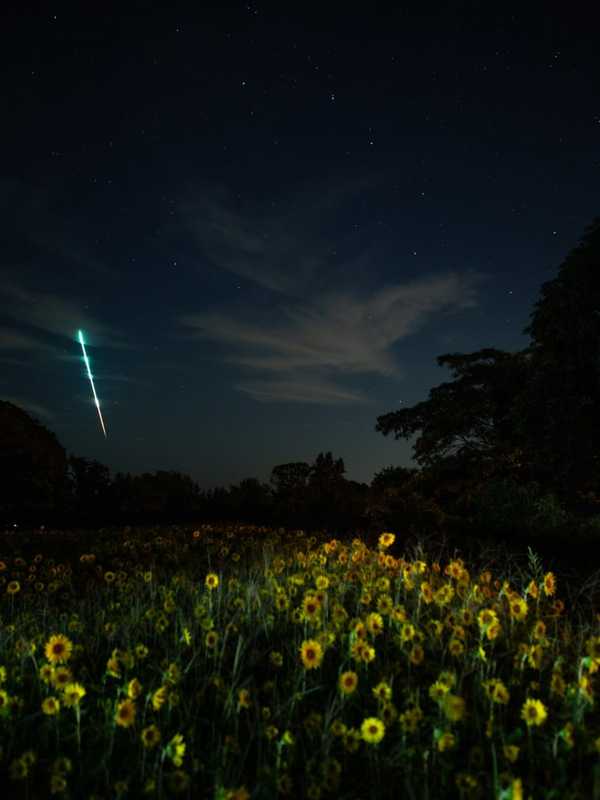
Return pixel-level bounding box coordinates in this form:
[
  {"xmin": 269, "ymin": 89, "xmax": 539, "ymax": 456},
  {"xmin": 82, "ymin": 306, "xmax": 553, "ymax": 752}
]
[{"xmin": 2, "ymin": 4, "xmax": 599, "ymax": 490}]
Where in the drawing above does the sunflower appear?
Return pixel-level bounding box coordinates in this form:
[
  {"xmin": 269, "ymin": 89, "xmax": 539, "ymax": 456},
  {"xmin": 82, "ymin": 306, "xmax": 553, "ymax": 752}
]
[
  {"xmin": 434, "ymin": 584, "xmax": 455, "ymax": 606},
  {"xmin": 52, "ymin": 666, "xmax": 72, "ymax": 689},
  {"xmin": 300, "ymin": 640, "xmax": 323, "ymax": 670},
  {"xmin": 44, "ymin": 634, "xmax": 73, "ymax": 665},
  {"xmin": 436, "ymin": 731, "xmax": 456, "ymax": 752},
  {"xmin": 372, "ymin": 681, "xmax": 392, "ymax": 702},
  {"xmin": 442, "ymin": 693, "xmax": 466, "ymax": 722},
  {"xmin": 205, "ymin": 573, "xmax": 219, "ymax": 591},
  {"xmin": 525, "ymin": 579, "xmax": 539, "ymax": 599},
  {"xmin": 448, "ymin": 638, "xmax": 465, "ymax": 657},
  {"xmin": 41, "ymin": 696, "xmax": 60, "ymax": 715},
  {"xmin": 491, "ymin": 681, "xmax": 510, "ymax": 705},
  {"xmin": 39, "ymin": 663, "xmax": 54, "ymax": 684},
  {"xmin": 128, "ymin": 678, "xmax": 143, "ymax": 699},
  {"xmin": 400, "ymin": 622, "xmax": 415, "ymax": 643},
  {"xmin": 420, "ymin": 582, "xmax": 434, "ymax": 604},
  {"xmin": 378, "ymin": 532, "xmax": 395, "ymax": 549},
  {"xmin": 543, "ymin": 572, "xmax": 556, "ymax": 597},
  {"xmin": 302, "ymin": 594, "xmax": 321, "ymax": 622},
  {"xmin": 205, "ymin": 630, "xmax": 219, "ymax": 649},
  {"xmin": 274, "ymin": 592, "xmax": 289, "ymax": 612},
  {"xmin": 167, "ymin": 732, "xmax": 186, "ymax": 767},
  {"xmin": 366, "ymin": 612, "xmax": 384, "ymax": 636},
  {"xmin": 429, "ymin": 680, "xmax": 450, "ymax": 702},
  {"xmin": 152, "ymin": 686, "xmax": 168, "ymax": 710},
  {"xmin": 503, "ymin": 744, "xmax": 519, "ymax": 763},
  {"xmin": 409, "ymin": 644, "xmax": 425, "ymax": 665},
  {"xmin": 339, "ymin": 670, "xmax": 358, "ymax": 695},
  {"xmin": 532, "ymin": 620, "xmax": 547, "ymax": 640},
  {"xmin": 520, "ymin": 697, "xmax": 548, "ymax": 727},
  {"xmin": 509, "ymin": 597, "xmax": 528, "ymax": 621},
  {"xmin": 477, "ymin": 608, "xmax": 498, "ymax": 630},
  {"xmin": 6, "ymin": 580, "xmax": 20, "ymax": 595},
  {"xmin": 486, "ymin": 621, "xmax": 502, "ymax": 641},
  {"xmin": 360, "ymin": 645, "xmax": 376, "ymax": 663},
  {"xmin": 62, "ymin": 682, "xmax": 86, "ymax": 707},
  {"xmin": 141, "ymin": 724, "xmax": 161, "ymax": 749},
  {"xmin": 361, "ymin": 717, "xmax": 385, "ymax": 744},
  {"xmin": 377, "ymin": 593, "xmax": 394, "ymax": 614},
  {"xmin": 115, "ymin": 698, "xmax": 136, "ymax": 728},
  {"xmin": 135, "ymin": 644, "xmax": 149, "ymax": 659}
]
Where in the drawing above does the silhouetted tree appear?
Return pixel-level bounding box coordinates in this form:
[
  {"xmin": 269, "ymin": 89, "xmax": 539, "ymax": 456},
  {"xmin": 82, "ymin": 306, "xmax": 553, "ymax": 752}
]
[
  {"xmin": 270, "ymin": 461, "xmax": 312, "ymax": 523},
  {"xmin": 306, "ymin": 451, "xmax": 347, "ymax": 527},
  {"xmin": 370, "ymin": 465, "xmax": 421, "ymax": 494},
  {"xmin": 227, "ymin": 478, "xmax": 274, "ymax": 524},
  {"xmin": 0, "ymin": 401, "xmax": 68, "ymax": 522},
  {"xmin": 67, "ymin": 455, "xmax": 112, "ymax": 520},
  {"xmin": 111, "ymin": 470, "xmax": 202, "ymax": 521},
  {"xmin": 374, "ymin": 219, "xmax": 600, "ymax": 535},
  {"xmin": 508, "ymin": 217, "xmax": 600, "ymax": 509},
  {"xmin": 375, "ymin": 347, "xmax": 537, "ymax": 508}
]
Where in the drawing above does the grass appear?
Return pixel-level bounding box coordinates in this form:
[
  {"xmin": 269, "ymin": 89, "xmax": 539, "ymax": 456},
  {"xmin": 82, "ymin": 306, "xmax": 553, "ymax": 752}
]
[{"xmin": 0, "ymin": 521, "xmax": 600, "ymax": 799}]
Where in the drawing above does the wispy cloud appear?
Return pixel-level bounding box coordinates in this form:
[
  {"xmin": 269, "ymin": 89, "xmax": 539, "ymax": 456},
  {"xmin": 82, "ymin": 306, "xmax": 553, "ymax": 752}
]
[
  {"xmin": 181, "ymin": 174, "xmax": 384, "ymax": 298},
  {"xmin": 0, "ymin": 327, "xmax": 59, "ymax": 353},
  {"xmin": 178, "ymin": 178, "xmax": 489, "ymax": 405},
  {"xmin": 234, "ymin": 375, "xmax": 371, "ymax": 405},
  {"xmin": 0, "ymin": 280, "xmax": 130, "ymax": 351}
]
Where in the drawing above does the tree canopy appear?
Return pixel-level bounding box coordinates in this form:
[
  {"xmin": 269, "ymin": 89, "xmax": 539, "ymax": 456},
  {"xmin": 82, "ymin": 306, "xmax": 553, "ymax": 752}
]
[
  {"xmin": 375, "ymin": 218, "xmax": 600, "ymax": 512},
  {"xmin": 0, "ymin": 400, "xmax": 68, "ymax": 519}
]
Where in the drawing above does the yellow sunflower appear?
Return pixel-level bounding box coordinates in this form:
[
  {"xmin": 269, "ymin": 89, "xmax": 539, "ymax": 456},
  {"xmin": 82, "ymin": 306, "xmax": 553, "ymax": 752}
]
[
  {"xmin": 44, "ymin": 634, "xmax": 73, "ymax": 665},
  {"xmin": 543, "ymin": 572, "xmax": 556, "ymax": 597},
  {"xmin": 205, "ymin": 573, "xmax": 219, "ymax": 591},
  {"xmin": 300, "ymin": 639, "xmax": 324, "ymax": 670},
  {"xmin": 41, "ymin": 696, "xmax": 60, "ymax": 715},
  {"xmin": 361, "ymin": 717, "xmax": 385, "ymax": 744},
  {"xmin": 509, "ymin": 597, "xmax": 528, "ymax": 621},
  {"xmin": 339, "ymin": 670, "xmax": 358, "ymax": 695},
  {"xmin": 141, "ymin": 724, "xmax": 161, "ymax": 749},
  {"xmin": 378, "ymin": 532, "xmax": 395, "ymax": 549},
  {"xmin": 115, "ymin": 698, "xmax": 136, "ymax": 728},
  {"xmin": 62, "ymin": 682, "xmax": 86, "ymax": 707},
  {"xmin": 520, "ymin": 697, "xmax": 548, "ymax": 727}
]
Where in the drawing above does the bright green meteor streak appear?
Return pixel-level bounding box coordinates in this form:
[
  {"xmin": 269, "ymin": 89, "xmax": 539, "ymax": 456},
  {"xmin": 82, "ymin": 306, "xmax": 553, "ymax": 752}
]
[{"xmin": 77, "ymin": 329, "xmax": 107, "ymax": 438}]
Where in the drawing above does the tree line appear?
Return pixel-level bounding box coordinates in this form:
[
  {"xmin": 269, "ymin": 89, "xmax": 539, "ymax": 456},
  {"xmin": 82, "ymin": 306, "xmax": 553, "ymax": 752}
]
[{"xmin": 2, "ymin": 218, "xmax": 600, "ymax": 548}]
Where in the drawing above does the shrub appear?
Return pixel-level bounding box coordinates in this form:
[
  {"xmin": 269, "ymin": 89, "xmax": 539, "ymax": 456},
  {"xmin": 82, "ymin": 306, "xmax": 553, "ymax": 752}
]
[{"xmin": 468, "ymin": 477, "xmax": 548, "ymax": 540}]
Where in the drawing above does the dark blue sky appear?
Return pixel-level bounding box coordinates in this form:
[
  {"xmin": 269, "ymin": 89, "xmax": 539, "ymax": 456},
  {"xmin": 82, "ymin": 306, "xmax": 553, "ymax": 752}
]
[{"xmin": 2, "ymin": 3, "xmax": 599, "ymax": 489}]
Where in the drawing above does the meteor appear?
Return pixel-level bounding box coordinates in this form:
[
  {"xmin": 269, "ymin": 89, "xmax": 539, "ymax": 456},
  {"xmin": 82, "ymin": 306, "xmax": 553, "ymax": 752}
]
[{"xmin": 77, "ymin": 329, "xmax": 107, "ymax": 438}]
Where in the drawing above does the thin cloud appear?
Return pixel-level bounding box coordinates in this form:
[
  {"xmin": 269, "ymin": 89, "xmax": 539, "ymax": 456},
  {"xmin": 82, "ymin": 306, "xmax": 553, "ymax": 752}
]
[
  {"xmin": 181, "ymin": 174, "xmax": 385, "ymax": 298},
  {"xmin": 0, "ymin": 280, "xmax": 130, "ymax": 351},
  {"xmin": 234, "ymin": 376, "xmax": 372, "ymax": 405},
  {"xmin": 179, "ymin": 271, "xmax": 487, "ymax": 404},
  {"xmin": 0, "ymin": 327, "xmax": 59, "ymax": 353},
  {"xmin": 178, "ymin": 176, "xmax": 489, "ymax": 405}
]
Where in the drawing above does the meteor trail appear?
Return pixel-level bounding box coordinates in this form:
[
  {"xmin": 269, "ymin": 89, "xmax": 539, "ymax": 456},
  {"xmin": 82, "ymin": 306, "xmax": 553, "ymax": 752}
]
[{"xmin": 77, "ymin": 329, "xmax": 107, "ymax": 438}]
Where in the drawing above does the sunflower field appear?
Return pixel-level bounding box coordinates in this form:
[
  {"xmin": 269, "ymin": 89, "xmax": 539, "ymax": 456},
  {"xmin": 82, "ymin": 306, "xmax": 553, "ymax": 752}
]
[{"xmin": 1, "ymin": 523, "xmax": 600, "ymax": 799}]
